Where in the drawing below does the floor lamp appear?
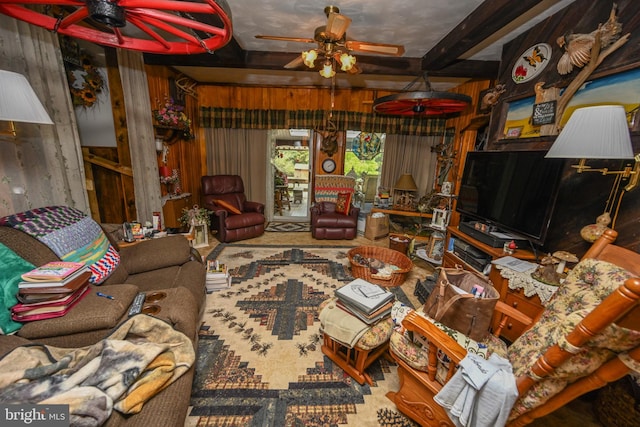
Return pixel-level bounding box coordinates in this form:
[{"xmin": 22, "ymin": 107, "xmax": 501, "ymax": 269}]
[{"xmin": 545, "ymin": 105, "xmax": 638, "ymax": 240}]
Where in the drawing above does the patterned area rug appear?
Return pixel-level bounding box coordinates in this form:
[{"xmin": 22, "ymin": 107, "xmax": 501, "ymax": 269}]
[
  {"xmin": 265, "ymin": 222, "xmax": 311, "ymax": 232},
  {"xmin": 186, "ymin": 244, "xmax": 422, "ymax": 427}
]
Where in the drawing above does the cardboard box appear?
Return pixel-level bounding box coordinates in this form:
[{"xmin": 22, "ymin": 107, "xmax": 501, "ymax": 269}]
[{"xmin": 364, "ymin": 213, "xmax": 389, "ymax": 240}]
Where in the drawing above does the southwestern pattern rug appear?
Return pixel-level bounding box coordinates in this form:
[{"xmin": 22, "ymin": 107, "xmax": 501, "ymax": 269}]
[
  {"xmin": 186, "ymin": 244, "xmax": 423, "ymax": 427},
  {"xmin": 265, "ymin": 222, "xmax": 312, "ymax": 232}
]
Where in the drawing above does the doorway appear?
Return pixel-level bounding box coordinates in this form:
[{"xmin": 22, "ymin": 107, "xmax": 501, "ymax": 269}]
[{"xmin": 268, "ymin": 129, "xmax": 312, "ymax": 222}]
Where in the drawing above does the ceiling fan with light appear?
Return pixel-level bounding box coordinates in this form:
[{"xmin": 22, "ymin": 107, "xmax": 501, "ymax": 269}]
[{"xmin": 255, "ymin": 5, "xmax": 405, "ymax": 79}]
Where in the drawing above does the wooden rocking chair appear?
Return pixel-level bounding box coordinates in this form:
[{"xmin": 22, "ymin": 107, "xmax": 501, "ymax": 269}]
[{"xmin": 387, "ymin": 229, "xmax": 640, "ymax": 426}]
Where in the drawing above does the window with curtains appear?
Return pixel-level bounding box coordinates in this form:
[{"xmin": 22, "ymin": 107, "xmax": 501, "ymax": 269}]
[{"xmin": 344, "ymin": 130, "xmax": 385, "ymax": 207}]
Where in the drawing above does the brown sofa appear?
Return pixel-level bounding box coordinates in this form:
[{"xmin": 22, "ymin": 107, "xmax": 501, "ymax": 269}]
[{"xmin": 0, "ymin": 224, "xmax": 206, "ymax": 427}]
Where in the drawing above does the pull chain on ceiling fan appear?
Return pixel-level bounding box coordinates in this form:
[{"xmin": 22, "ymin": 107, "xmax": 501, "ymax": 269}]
[
  {"xmin": 0, "ymin": 0, "xmax": 233, "ymax": 54},
  {"xmin": 256, "ymin": 5, "xmax": 404, "ymax": 78},
  {"xmin": 373, "ymin": 72, "xmax": 471, "ymax": 117}
]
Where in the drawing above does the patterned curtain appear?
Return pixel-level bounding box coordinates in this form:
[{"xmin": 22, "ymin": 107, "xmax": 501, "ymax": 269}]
[{"xmin": 200, "ymin": 107, "xmax": 447, "ymax": 136}]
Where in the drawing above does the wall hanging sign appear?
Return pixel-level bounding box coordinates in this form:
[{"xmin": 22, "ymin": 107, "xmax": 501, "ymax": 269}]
[
  {"xmin": 512, "ymin": 43, "xmax": 552, "ymax": 84},
  {"xmin": 532, "ymin": 100, "xmax": 557, "ymax": 126},
  {"xmin": 352, "ymin": 132, "xmax": 382, "ymax": 160}
]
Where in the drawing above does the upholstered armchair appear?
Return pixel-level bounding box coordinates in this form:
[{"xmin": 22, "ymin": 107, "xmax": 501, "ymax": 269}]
[
  {"xmin": 310, "ymin": 175, "xmax": 360, "ymax": 240},
  {"xmin": 387, "ymin": 229, "xmax": 640, "ymax": 427},
  {"xmin": 201, "ymin": 175, "xmax": 265, "ymax": 243}
]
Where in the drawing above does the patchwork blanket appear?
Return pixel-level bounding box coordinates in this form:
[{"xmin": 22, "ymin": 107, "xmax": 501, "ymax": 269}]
[
  {"xmin": 0, "ymin": 206, "xmax": 120, "ymax": 284},
  {"xmin": 0, "ymin": 315, "xmax": 195, "ymax": 426}
]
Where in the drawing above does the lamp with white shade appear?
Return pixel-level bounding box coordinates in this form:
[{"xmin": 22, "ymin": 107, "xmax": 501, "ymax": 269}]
[
  {"xmin": 545, "ymin": 105, "xmax": 638, "ymax": 237},
  {"xmin": 0, "ymin": 70, "xmax": 53, "ymax": 137}
]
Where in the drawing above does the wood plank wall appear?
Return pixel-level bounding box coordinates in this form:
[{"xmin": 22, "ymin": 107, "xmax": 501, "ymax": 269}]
[{"xmin": 143, "ymin": 65, "xmax": 489, "ymax": 222}]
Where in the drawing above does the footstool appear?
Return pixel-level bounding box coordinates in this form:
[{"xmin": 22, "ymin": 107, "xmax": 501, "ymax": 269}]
[{"xmin": 319, "ymin": 298, "xmax": 394, "ymax": 385}]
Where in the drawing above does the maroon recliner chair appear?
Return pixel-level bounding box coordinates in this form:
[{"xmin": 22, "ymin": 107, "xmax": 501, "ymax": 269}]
[{"xmin": 201, "ymin": 175, "xmax": 265, "ymax": 243}]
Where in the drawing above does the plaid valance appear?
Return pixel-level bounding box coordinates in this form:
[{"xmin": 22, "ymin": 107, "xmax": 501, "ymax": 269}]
[{"xmin": 200, "ymin": 107, "xmax": 447, "ymax": 136}]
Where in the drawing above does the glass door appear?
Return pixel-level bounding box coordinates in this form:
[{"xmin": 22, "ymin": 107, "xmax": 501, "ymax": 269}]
[{"xmin": 268, "ymin": 129, "xmax": 312, "ymax": 222}]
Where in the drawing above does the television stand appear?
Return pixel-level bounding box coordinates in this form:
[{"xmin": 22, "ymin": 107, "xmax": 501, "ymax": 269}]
[{"xmin": 459, "ymin": 221, "xmax": 529, "ymax": 248}]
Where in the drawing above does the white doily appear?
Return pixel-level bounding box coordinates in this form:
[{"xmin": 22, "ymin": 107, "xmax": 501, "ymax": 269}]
[{"xmin": 495, "ymin": 265, "xmax": 558, "ymax": 305}]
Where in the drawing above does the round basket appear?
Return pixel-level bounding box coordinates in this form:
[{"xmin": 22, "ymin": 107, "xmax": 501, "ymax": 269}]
[{"xmin": 348, "ymin": 246, "xmax": 413, "ymax": 287}]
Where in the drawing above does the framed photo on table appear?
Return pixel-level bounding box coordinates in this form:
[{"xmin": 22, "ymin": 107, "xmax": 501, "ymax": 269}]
[{"xmin": 190, "ymin": 223, "xmax": 209, "ymax": 248}]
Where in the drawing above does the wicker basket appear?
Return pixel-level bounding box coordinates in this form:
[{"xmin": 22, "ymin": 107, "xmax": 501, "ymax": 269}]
[{"xmin": 348, "ymin": 246, "xmax": 413, "ymax": 287}]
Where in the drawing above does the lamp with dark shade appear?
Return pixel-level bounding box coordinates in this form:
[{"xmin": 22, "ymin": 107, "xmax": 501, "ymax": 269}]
[
  {"xmin": 545, "ymin": 104, "xmax": 639, "ymax": 236},
  {"xmin": 393, "ymin": 174, "xmax": 418, "ymax": 211},
  {"xmin": 0, "ymin": 70, "xmax": 53, "ymax": 137}
]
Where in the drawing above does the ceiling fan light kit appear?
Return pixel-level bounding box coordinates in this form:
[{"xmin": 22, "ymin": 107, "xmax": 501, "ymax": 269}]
[{"xmin": 256, "ymin": 5, "xmax": 404, "ymax": 79}]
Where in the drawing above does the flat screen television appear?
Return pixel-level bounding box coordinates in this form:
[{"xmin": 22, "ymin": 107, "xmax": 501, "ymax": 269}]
[{"xmin": 456, "ymin": 150, "xmax": 565, "ymax": 246}]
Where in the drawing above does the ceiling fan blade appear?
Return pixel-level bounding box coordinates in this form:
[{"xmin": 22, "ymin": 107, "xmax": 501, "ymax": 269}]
[
  {"xmin": 345, "ymin": 40, "xmax": 405, "ymax": 56},
  {"xmin": 255, "ymin": 35, "xmax": 315, "ymax": 44},
  {"xmin": 284, "ymin": 56, "xmax": 304, "ymax": 69},
  {"xmin": 326, "ymin": 12, "xmax": 351, "ymax": 39}
]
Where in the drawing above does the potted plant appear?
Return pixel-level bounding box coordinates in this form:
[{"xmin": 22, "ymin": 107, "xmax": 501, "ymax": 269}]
[{"xmin": 153, "ymin": 97, "xmax": 194, "ymax": 139}]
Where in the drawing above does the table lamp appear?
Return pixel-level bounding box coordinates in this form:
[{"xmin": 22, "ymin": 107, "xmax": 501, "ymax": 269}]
[{"xmin": 393, "ymin": 174, "xmax": 418, "ymax": 211}]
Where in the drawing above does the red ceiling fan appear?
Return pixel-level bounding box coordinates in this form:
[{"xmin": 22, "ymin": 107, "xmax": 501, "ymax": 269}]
[
  {"xmin": 255, "ymin": 5, "xmax": 404, "ymax": 77},
  {"xmin": 0, "ymin": 0, "xmax": 233, "ymax": 54}
]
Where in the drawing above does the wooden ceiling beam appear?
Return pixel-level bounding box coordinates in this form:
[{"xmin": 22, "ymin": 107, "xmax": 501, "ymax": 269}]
[{"xmin": 421, "ymin": 0, "xmax": 547, "ymax": 70}]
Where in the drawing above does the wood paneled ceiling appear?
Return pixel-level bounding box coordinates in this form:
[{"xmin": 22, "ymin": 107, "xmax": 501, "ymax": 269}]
[{"xmin": 144, "ymin": 0, "xmax": 577, "ymax": 90}]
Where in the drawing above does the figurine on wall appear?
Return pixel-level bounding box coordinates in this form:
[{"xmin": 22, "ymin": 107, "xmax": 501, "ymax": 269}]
[
  {"xmin": 479, "ymin": 84, "xmax": 506, "ymax": 113},
  {"xmin": 553, "ymin": 4, "xmax": 630, "ymax": 133},
  {"xmin": 556, "ymin": 3, "xmax": 622, "ymax": 75}
]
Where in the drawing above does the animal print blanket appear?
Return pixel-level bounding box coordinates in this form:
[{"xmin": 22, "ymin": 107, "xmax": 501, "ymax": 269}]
[{"xmin": 0, "ymin": 315, "xmax": 194, "ymax": 426}]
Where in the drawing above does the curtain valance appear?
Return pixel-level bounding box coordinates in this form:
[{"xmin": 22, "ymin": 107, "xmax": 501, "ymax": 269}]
[{"xmin": 200, "ymin": 107, "xmax": 448, "ymax": 136}]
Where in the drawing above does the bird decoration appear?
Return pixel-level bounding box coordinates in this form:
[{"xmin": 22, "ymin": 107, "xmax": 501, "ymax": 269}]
[{"xmin": 556, "ymin": 3, "xmax": 622, "ymax": 75}]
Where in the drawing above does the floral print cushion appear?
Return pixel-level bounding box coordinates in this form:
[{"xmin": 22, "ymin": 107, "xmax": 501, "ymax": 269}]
[
  {"xmin": 508, "ymin": 259, "xmax": 640, "ymax": 421},
  {"xmin": 389, "ymin": 302, "xmax": 507, "ymax": 383}
]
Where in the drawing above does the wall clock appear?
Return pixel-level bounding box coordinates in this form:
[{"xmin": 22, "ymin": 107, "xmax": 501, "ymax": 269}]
[{"xmin": 321, "ymin": 158, "xmax": 336, "ymax": 174}]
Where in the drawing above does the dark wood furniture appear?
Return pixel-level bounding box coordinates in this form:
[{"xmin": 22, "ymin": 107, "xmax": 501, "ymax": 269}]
[{"xmin": 162, "ymin": 193, "xmax": 192, "ymax": 229}]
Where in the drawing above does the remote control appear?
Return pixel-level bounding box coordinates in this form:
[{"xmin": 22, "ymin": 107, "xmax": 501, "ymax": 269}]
[{"xmin": 128, "ymin": 292, "xmax": 146, "ymax": 316}]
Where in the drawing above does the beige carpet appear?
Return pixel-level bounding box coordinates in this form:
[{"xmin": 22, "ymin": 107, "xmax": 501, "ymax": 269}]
[
  {"xmin": 186, "ymin": 239, "xmax": 429, "ymax": 426},
  {"xmin": 188, "ymin": 232, "xmax": 603, "ymax": 427}
]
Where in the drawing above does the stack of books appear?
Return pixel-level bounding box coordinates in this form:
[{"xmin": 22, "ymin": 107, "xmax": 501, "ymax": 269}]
[
  {"xmin": 206, "ymin": 260, "xmax": 231, "ymax": 291},
  {"xmin": 13, "ymin": 261, "xmax": 91, "ymax": 321},
  {"xmin": 334, "ymin": 278, "xmax": 395, "ymax": 324}
]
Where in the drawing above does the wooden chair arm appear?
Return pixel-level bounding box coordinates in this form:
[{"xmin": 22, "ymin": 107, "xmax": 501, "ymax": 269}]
[
  {"xmin": 516, "ymin": 277, "xmax": 640, "ymax": 395},
  {"xmin": 402, "ymin": 311, "xmax": 467, "ymax": 361},
  {"xmin": 493, "ymin": 300, "xmax": 534, "ymax": 337}
]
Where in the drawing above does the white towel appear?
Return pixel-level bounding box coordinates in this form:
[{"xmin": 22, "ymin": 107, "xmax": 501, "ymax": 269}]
[{"xmin": 434, "ymin": 353, "xmax": 518, "ymax": 427}]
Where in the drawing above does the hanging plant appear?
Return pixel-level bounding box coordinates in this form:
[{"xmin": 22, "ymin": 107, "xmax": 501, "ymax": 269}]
[{"xmin": 153, "ymin": 97, "xmax": 194, "ymax": 139}]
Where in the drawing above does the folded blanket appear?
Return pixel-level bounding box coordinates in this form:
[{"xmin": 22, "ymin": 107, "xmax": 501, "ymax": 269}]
[
  {"xmin": 0, "ymin": 315, "xmax": 195, "ymax": 426},
  {"xmin": 319, "ymin": 299, "xmax": 370, "ymax": 348}
]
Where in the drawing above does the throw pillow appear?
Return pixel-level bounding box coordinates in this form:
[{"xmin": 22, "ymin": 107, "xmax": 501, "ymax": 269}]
[
  {"xmin": 335, "ymin": 192, "xmax": 352, "ymax": 215},
  {"xmin": 0, "ymin": 243, "xmax": 35, "ymax": 333},
  {"xmin": 213, "ymin": 199, "xmax": 242, "ymax": 215}
]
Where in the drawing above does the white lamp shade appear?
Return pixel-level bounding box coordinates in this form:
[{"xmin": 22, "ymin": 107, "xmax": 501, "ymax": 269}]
[
  {"xmin": 545, "ymin": 105, "xmax": 633, "ymax": 159},
  {"xmin": 0, "ymin": 70, "xmax": 53, "ymax": 124}
]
